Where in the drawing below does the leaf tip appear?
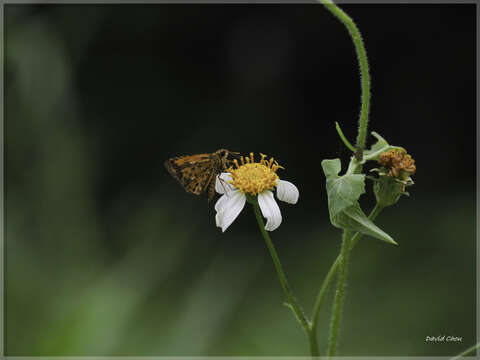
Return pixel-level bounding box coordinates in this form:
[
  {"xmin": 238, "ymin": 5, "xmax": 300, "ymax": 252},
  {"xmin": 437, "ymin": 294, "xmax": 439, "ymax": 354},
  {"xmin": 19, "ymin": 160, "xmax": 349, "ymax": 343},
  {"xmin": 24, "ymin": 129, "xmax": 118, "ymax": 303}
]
[{"xmin": 388, "ymin": 238, "xmax": 399, "ymax": 246}]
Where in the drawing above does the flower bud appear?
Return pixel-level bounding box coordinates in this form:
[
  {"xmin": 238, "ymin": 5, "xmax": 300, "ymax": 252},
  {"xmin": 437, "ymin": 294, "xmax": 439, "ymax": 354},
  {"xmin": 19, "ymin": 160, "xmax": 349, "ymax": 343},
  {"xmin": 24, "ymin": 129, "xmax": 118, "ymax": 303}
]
[
  {"xmin": 373, "ymin": 175, "xmax": 404, "ymax": 207},
  {"xmin": 378, "ymin": 149, "xmax": 416, "ymax": 180},
  {"xmin": 372, "ymin": 149, "xmax": 416, "ymax": 207}
]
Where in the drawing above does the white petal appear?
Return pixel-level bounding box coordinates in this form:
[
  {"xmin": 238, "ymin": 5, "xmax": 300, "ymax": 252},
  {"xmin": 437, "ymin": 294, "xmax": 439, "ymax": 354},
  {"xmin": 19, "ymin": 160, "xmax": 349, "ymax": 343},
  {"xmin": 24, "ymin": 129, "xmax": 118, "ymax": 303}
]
[
  {"xmin": 215, "ymin": 172, "xmax": 234, "ymax": 194},
  {"xmin": 276, "ymin": 180, "xmax": 299, "ymax": 204},
  {"xmin": 215, "ymin": 190, "xmax": 246, "ymax": 232},
  {"xmin": 258, "ymin": 191, "xmax": 282, "ymax": 231},
  {"xmin": 215, "ymin": 193, "xmax": 229, "ymax": 213}
]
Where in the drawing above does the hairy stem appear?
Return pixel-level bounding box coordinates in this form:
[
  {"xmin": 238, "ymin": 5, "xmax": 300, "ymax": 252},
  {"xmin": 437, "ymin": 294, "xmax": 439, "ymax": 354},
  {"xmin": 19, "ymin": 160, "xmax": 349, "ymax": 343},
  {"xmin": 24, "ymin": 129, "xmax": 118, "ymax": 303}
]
[
  {"xmin": 327, "ymin": 229, "xmax": 352, "ymax": 356},
  {"xmin": 310, "ymin": 204, "xmax": 384, "ymax": 354},
  {"xmin": 310, "ymin": 255, "xmax": 340, "ymax": 338},
  {"xmin": 319, "ymin": 0, "xmax": 371, "ymax": 158},
  {"xmin": 317, "ymin": 1, "xmax": 374, "ymax": 355}
]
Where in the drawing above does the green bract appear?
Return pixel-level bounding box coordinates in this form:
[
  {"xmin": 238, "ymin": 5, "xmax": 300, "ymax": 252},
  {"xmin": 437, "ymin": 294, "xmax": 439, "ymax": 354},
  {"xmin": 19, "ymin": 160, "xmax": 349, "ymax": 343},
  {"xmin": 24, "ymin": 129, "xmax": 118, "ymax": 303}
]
[
  {"xmin": 321, "ymin": 158, "xmax": 396, "ymax": 245},
  {"xmin": 373, "ymin": 175, "xmax": 404, "ymax": 207},
  {"xmin": 362, "ymin": 131, "xmax": 405, "ymax": 163}
]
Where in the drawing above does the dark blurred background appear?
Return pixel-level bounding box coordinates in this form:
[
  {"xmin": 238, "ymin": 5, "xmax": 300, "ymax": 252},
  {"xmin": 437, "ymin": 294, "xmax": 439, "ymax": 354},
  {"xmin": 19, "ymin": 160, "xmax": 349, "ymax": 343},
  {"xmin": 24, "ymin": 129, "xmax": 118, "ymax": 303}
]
[{"xmin": 5, "ymin": 4, "xmax": 476, "ymax": 356}]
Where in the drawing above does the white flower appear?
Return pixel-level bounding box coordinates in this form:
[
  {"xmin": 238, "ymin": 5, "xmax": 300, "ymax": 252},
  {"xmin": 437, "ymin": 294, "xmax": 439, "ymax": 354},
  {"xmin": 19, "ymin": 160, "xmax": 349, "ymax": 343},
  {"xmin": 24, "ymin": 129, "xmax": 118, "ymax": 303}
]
[{"xmin": 214, "ymin": 153, "xmax": 299, "ymax": 232}]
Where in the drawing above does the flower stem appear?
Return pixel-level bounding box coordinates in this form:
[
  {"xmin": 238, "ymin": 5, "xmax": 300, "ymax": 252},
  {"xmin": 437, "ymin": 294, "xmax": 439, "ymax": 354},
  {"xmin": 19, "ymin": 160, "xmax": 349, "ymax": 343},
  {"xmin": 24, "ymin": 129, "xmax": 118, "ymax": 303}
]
[
  {"xmin": 310, "ymin": 204, "xmax": 384, "ymax": 354},
  {"xmin": 327, "ymin": 229, "xmax": 352, "ymax": 356},
  {"xmin": 319, "ymin": 0, "xmax": 371, "ymax": 158},
  {"xmin": 252, "ymin": 203, "xmax": 312, "ymax": 343}
]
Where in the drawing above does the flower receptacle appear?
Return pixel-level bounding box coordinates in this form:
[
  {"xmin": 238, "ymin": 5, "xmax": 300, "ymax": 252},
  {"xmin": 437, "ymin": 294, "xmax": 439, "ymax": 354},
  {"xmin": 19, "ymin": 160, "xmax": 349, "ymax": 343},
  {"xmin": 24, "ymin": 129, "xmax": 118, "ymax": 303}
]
[{"xmin": 372, "ymin": 170, "xmax": 413, "ymax": 207}]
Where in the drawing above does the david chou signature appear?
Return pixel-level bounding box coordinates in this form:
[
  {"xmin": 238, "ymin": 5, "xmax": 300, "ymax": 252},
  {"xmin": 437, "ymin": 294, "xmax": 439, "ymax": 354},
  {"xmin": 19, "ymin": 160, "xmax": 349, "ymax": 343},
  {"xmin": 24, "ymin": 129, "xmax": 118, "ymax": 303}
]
[{"xmin": 426, "ymin": 335, "xmax": 462, "ymax": 342}]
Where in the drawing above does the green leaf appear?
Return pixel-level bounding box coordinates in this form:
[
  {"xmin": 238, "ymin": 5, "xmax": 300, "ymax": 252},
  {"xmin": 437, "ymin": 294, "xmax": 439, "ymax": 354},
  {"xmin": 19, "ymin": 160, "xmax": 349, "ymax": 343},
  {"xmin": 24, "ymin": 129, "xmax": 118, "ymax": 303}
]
[
  {"xmin": 333, "ymin": 204, "xmax": 397, "ymax": 245},
  {"xmin": 321, "ymin": 159, "xmax": 365, "ymax": 217},
  {"xmin": 363, "ymin": 131, "xmax": 405, "ymax": 163},
  {"xmin": 369, "ymin": 131, "xmax": 389, "ymax": 152},
  {"xmin": 335, "ymin": 121, "xmax": 356, "ymax": 152},
  {"xmin": 362, "ymin": 131, "xmax": 390, "ymax": 161},
  {"xmin": 321, "ymin": 158, "xmax": 342, "ymax": 178},
  {"xmin": 322, "ymin": 158, "xmax": 396, "ymax": 245}
]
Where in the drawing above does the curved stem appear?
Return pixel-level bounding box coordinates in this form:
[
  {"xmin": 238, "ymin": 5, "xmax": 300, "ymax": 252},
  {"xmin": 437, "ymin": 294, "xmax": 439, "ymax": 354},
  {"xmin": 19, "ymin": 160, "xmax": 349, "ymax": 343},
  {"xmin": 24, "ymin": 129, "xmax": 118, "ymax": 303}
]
[
  {"xmin": 310, "ymin": 204, "xmax": 384, "ymax": 353},
  {"xmin": 252, "ymin": 203, "xmax": 311, "ymax": 336},
  {"xmin": 319, "ymin": 0, "xmax": 371, "ymax": 158}
]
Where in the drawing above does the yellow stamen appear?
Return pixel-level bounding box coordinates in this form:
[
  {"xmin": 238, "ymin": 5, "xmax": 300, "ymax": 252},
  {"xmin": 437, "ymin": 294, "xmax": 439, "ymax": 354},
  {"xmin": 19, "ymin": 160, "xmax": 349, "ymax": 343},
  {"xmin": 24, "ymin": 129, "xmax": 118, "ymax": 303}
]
[
  {"xmin": 267, "ymin": 157, "xmax": 274, "ymax": 168},
  {"xmin": 228, "ymin": 153, "xmax": 282, "ymax": 195}
]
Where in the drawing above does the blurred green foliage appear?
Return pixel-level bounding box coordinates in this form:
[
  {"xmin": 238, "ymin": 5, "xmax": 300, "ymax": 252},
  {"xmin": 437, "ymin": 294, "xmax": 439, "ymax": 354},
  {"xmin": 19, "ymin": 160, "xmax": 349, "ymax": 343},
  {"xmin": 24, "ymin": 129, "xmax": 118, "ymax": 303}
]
[{"xmin": 5, "ymin": 4, "xmax": 476, "ymax": 356}]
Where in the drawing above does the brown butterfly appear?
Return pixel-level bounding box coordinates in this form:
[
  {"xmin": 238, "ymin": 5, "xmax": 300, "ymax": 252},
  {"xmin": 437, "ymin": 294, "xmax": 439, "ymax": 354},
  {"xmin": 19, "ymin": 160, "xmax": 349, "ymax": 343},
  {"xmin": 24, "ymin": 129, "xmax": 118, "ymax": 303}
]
[{"xmin": 165, "ymin": 149, "xmax": 240, "ymax": 202}]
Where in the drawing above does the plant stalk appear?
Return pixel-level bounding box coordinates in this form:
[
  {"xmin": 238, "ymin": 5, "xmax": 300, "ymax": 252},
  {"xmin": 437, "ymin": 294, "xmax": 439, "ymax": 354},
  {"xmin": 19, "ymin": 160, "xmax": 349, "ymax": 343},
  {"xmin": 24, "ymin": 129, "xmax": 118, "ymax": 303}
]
[
  {"xmin": 252, "ymin": 202, "xmax": 315, "ymax": 353},
  {"xmin": 318, "ymin": 0, "xmax": 371, "ymax": 158},
  {"xmin": 327, "ymin": 229, "xmax": 352, "ymax": 356},
  {"xmin": 310, "ymin": 203, "xmax": 384, "ymax": 354}
]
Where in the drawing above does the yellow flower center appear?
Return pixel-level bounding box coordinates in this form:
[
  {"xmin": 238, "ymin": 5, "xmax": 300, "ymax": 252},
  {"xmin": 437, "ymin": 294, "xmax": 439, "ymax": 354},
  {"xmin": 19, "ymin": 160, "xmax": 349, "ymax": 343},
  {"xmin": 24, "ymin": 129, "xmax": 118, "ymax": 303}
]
[{"xmin": 228, "ymin": 153, "xmax": 283, "ymax": 195}]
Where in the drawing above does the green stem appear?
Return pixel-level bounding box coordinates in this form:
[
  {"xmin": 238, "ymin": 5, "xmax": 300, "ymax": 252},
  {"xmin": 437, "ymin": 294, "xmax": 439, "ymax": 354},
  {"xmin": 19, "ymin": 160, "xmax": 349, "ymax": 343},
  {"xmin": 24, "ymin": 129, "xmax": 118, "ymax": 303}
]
[
  {"xmin": 451, "ymin": 342, "xmax": 480, "ymax": 359},
  {"xmin": 319, "ymin": 0, "xmax": 371, "ymax": 158},
  {"xmin": 327, "ymin": 229, "xmax": 352, "ymax": 356},
  {"xmin": 310, "ymin": 254, "xmax": 340, "ymax": 337},
  {"xmin": 308, "ymin": 331, "xmax": 320, "ymax": 357},
  {"xmin": 252, "ymin": 203, "xmax": 313, "ymax": 346},
  {"xmin": 317, "ymin": 1, "xmax": 373, "ymax": 354},
  {"xmin": 310, "ymin": 204, "xmax": 384, "ymax": 354}
]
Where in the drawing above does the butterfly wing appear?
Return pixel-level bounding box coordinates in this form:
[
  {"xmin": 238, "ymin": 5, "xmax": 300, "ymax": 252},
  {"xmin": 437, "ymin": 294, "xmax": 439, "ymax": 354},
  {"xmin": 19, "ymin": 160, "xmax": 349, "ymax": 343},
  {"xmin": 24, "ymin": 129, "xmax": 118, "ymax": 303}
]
[{"xmin": 165, "ymin": 154, "xmax": 215, "ymax": 195}]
